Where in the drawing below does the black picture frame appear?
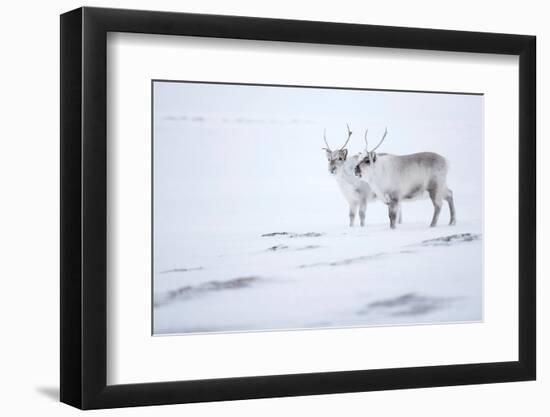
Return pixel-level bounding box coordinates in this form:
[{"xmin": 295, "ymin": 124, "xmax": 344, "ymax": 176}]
[{"xmin": 60, "ymin": 6, "xmax": 536, "ymax": 410}]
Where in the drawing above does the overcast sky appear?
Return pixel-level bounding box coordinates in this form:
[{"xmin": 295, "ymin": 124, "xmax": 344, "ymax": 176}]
[{"xmin": 154, "ymin": 81, "xmax": 482, "ymax": 137}]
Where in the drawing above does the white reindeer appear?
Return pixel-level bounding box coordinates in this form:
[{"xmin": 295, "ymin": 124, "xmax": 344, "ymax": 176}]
[
  {"xmin": 354, "ymin": 128, "xmax": 456, "ymax": 229},
  {"xmin": 322, "ymin": 124, "xmax": 379, "ymax": 227}
]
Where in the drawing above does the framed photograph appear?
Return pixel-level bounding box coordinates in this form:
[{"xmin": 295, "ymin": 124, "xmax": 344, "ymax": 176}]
[{"xmin": 60, "ymin": 6, "xmax": 536, "ymax": 409}]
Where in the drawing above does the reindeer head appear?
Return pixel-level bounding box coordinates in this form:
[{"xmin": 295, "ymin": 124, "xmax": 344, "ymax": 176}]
[
  {"xmin": 354, "ymin": 128, "xmax": 388, "ymax": 179},
  {"xmin": 322, "ymin": 124, "xmax": 353, "ymax": 175}
]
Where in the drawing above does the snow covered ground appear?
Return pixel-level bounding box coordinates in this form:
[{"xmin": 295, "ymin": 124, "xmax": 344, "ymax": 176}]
[
  {"xmin": 152, "ymin": 81, "xmax": 483, "ymax": 335},
  {"xmin": 154, "ymin": 223, "xmax": 482, "ymax": 334}
]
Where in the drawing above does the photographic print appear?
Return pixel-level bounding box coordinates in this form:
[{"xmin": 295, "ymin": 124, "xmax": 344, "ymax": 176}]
[{"xmin": 152, "ymin": 80, "xmax": 483, "ymax": 335}]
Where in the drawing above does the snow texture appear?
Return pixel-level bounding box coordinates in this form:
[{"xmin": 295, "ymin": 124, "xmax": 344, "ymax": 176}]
[{"xmin": 153, "ymin": 81, "xmax": 483, "ymax": 335}]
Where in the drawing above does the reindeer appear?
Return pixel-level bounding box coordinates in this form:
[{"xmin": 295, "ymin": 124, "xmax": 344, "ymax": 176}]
[
  {"xmin": 354, "ymin": 128, "xmax": 456, "ymax": 229},
  {"xmin": 322, "ymin": 124, "xmax": 378, "ymax": 227}
]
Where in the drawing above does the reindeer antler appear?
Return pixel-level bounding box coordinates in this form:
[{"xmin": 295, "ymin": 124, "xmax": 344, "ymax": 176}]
[
  {"xmin": 339, "ymin": 123, "xmax": 353, "ymax": 150},
  {"xmin": 364, "ymin": 129, "xmax": 369, "ymax": 151},
  {"xmin": 322, "ymin": 128, "xmax": 331, "ymax": 150},
  {"xmin": 370, "ymin": 127, "xmax": 388, "ymax": 152}
]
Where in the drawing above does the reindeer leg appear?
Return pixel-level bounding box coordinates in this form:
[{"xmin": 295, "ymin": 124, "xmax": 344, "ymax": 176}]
[
  {"xmin": 388, "ymin": 200, "xmax": 400, "ymax": 229},
  {"xmin": 429, "ymin": 188, "xmax": 443, "ymax": 227},
  {"xmin": 359, "ymin": 198, "xmax": 367, "ymax": 227},
  {"xmin": 398, "ymin": 207, "xmax": 403, "ymax": 224},
  {"xmin": 349, "ymin": 203, "xmax": 358, "ymax": 227},
  {"xmin": 445, "ymin": 188, "xmax": 456, "ymax": 225}
]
